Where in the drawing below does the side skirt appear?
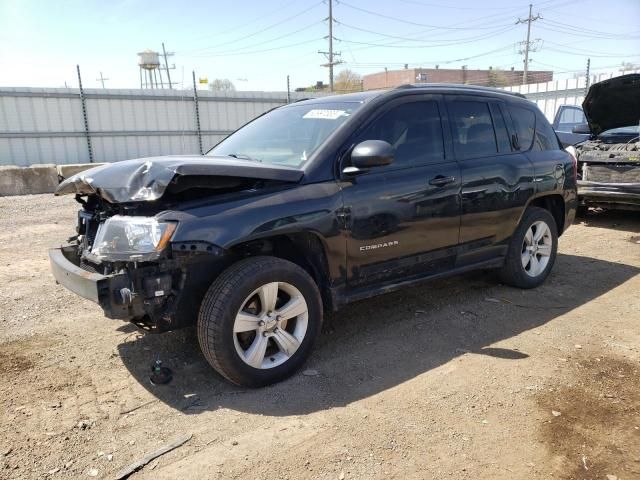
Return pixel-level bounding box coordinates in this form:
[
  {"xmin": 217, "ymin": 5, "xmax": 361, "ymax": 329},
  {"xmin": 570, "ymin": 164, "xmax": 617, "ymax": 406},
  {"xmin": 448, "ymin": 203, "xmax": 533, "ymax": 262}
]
[{"xmin": 330, "ymin": 257, "xmax": 505, "ymax": 311}]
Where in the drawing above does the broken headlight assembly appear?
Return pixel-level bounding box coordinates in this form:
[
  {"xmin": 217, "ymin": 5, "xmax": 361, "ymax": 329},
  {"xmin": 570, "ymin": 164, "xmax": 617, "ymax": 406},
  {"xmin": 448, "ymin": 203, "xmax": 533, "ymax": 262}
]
[{"xmin": 91, "ymin": 215, "xmax": 177, "ymax": 262}]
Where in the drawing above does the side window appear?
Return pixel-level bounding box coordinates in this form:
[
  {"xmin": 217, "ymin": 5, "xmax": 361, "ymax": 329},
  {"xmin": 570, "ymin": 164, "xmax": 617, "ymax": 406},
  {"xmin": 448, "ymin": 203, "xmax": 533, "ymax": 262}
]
[
  {"xmin": 490, "ymin": 104, "xmax": 512, "ymax": 153},
  {"xmin": 356, "ymin": 101, "xmax": 445, "ymax": 168},
  {"xmin": 449, "ymin": 101, "xmax": 498, "ymax": 159},
  {"xmin": 557, "ymin": 107, "xmax": 585, "ymax": 131},
  {"xmin": 533, "ymin": 111, "xmax": 561, "ymax": 151},
  {"xmin": 507, "ymin": 106, "xmax": 535, "ymax": 151}
]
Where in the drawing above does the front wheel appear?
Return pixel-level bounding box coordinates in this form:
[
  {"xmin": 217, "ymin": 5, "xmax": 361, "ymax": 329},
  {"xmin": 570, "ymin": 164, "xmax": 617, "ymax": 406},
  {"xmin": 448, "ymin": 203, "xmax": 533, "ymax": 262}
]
[
  {"xmin": 499, "ymin": 207, "xmax": 558, "ymax": 289},
  {"xmin": 197, "ymin": 256, "xmax": 323, "ymax": 387}
]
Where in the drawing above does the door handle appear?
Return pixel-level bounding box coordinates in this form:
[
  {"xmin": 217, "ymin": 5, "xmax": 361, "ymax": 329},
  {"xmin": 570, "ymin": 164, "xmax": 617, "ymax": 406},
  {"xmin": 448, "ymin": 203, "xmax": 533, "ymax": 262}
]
[{"xmin": 429, "ymin": 175, "xmax": 456, "ymax": 187}]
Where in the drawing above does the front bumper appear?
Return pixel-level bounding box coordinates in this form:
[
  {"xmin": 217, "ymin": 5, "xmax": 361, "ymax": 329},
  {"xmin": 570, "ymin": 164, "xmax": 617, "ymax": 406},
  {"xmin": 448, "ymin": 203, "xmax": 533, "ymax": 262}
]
[
  {"xmin": 577, "ymin": 181, "xmax": 640, "ymax": 210},
  {"xmin": 50, "ymin": 242, "xmax": 228, "ymax": 331},
  {"xmin": 49, "ymin": 246, "xmax": 135, "ymax": 319}
]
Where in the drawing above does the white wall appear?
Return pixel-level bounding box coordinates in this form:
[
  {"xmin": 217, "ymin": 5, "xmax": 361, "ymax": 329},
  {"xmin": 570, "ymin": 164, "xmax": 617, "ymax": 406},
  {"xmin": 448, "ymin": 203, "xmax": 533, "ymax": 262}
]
[
  {"xmin": 0, "ymin": 88, "xmax": 320, "ymax": 166},
  {"xmin": 503, "ymin": 70, "xmax": 639, "ymax": 121}
]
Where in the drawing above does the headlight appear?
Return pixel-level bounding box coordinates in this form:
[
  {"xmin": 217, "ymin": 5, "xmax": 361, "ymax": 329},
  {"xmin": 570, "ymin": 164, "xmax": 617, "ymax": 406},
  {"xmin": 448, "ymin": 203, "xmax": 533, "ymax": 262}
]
[{"xmin": 91, "ymin": 216, "xmax": 177, "ymax": 261}]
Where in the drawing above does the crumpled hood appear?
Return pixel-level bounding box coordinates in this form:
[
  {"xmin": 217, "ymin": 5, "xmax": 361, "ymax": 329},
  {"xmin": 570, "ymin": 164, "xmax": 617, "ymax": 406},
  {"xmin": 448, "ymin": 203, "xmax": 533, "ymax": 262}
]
[
  {"xmin": 55, "ymin": 155, "xmax": 304, "ymax": 203},
  {"xmin": 583, "ymin": 73, "xmax": 640, "ymax": 135}
]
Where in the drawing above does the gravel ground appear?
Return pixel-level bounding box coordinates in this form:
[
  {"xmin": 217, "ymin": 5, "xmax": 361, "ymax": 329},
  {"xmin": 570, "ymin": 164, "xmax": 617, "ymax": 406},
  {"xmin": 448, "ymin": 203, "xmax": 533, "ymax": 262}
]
[{"xmin": 0, "ymin": 194, "xmax": 638, "ymax": 480}]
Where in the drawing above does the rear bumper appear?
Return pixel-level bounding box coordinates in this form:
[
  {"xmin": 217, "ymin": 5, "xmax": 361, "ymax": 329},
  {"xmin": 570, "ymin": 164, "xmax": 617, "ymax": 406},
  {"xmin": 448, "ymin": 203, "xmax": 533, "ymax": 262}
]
[
  {"xmin": 577, "ymin": 181, "xmax": 640, "ymax": 209},
  {"xmin": 49, "ymin": 246, "xmax": 134, "ymax": 319}
]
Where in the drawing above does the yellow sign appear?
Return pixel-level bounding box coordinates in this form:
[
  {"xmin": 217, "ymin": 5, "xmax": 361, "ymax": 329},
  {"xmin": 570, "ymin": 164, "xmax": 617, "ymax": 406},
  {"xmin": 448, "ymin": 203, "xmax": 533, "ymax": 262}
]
[{"xmin": 199, "ymin": 77, "xmax": 208, "ymax": 84}]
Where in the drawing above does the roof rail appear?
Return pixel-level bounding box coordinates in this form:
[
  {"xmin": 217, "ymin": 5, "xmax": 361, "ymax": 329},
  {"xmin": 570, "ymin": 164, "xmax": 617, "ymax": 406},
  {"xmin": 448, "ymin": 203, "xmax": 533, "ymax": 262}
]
[
  {"xmin": 392, "ymin": 82, "xmax": 527, "ymax": 99},
  {"xmin": 394, "ymin": 84, "xmax": 416, "ymax": 90}
]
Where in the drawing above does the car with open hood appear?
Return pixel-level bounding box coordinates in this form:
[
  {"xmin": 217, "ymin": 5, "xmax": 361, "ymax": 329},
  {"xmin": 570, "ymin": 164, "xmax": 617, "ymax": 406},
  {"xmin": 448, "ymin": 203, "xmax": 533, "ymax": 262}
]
[
  {"xmin": 50, "ymin": 84, "xmax": 577, "ymax": 387},
  {"xmin": 570, "ymin": 74, "xmax": 640, "ymax": 212}
]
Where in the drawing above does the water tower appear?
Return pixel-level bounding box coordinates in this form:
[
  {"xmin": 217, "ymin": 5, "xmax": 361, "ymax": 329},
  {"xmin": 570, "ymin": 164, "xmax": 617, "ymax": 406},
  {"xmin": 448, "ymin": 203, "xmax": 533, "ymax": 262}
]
[{"xmin": 138, "ymin": 50, "xmax": 163, "ymax": 89}]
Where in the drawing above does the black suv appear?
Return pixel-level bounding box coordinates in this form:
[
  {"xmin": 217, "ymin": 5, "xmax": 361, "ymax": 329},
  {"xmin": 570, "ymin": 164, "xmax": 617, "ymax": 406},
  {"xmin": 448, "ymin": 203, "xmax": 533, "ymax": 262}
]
[{"xmin": 50, "ymin": 85, "xmax": 577, "ymax": 387}]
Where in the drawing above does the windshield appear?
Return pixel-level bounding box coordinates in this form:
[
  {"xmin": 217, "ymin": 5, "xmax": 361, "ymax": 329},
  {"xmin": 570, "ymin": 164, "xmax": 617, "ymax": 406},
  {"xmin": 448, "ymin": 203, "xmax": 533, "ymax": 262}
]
[
  {"xmin": 600, "ymin": 125, "xmax": 640, "ymax": 136},
  {"xmin": 208, "ymin": 101, "xmax": 362, "ymax": 167}
]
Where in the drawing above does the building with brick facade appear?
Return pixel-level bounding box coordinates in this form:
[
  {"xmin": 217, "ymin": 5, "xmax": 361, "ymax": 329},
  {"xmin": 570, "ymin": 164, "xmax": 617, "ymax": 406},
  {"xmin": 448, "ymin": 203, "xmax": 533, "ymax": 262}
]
[{"xmin": 362, "ymin": 67, "xmax": 553, "ymax": 90}]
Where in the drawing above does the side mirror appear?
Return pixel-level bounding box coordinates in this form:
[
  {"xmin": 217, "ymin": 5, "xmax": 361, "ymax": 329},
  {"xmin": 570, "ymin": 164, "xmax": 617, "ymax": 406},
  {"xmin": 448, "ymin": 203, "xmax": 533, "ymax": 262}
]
[
  {"xmin": 572, "ymin": 123, "xmax": 591, "ymax": 134},
  {"xmin": 344, "ymin": 140, "xmax": 394, "ymax": 174}
]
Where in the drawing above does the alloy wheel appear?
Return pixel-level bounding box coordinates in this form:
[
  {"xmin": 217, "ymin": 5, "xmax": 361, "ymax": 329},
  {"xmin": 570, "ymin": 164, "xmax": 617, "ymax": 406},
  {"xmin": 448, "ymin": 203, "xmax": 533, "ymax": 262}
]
[
  {"xmin": 521, "ymin": 220, "xmax": 552, "ymax": 277},
  {"xmin": 232, "ymin": 282, "xmax": 308, "ymax": 369}
]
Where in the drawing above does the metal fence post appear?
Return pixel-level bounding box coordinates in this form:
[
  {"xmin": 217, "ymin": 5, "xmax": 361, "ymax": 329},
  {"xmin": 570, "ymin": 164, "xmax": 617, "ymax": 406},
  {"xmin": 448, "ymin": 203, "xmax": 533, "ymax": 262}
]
[
  {"xmin": 192, "ymin": 71, "xmax": 203, "ymax": 155},
  {"xmin": 77, "ymin": 65, "xmax": 94, "ymax": 162},
  {"xmin": 286, "ymin": 75, "xmax": 291, "ymax": 104}
]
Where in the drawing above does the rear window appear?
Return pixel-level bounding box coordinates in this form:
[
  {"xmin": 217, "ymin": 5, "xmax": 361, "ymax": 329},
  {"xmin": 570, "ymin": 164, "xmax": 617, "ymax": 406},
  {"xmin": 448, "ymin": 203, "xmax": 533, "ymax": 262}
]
[
  {"xmin": 507, "ymin": 106, "xmax": 535, "ymax": 151},
  {"xmin": 449, "ymin": 101, "xmax": 498, "ymax": 159},
  {"xmin": 533, "ymin": 111, "xmax": 561, "ymax": 151},
  {"xmin": 556, "ymin": 107, "xmax": 586, "ymax": 132}
]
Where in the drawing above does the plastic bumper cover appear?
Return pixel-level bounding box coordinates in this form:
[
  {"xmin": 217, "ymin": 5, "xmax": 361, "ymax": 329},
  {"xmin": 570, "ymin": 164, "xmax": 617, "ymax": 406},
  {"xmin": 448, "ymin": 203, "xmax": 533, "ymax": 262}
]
[{"xmin": 49, "ymin": 246, "xmax": 134, "ymax": 319}]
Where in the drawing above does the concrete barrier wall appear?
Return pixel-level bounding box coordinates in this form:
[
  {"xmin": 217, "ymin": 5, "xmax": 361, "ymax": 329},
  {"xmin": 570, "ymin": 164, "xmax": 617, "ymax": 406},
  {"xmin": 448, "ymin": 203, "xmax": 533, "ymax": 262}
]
[
  {"xmin": 0, "ymin": 162, "xmax": 102, "ymax": 196},
  {"xmin": 0, "ymin": 164, "xmax": 59, "ymax": 196}
]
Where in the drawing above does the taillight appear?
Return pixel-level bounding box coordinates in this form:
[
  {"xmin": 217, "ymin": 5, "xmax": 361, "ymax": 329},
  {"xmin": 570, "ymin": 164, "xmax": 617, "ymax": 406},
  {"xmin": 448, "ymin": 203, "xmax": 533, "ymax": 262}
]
[{"xmin": 565, "ymin": 145, "xmax": 578, "ymax": 182}]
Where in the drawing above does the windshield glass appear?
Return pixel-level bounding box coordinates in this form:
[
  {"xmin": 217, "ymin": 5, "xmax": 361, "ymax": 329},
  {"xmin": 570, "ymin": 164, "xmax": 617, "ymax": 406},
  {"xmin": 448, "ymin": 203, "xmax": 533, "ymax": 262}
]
[
  {"xmin": 208, "ymin": 101, "xmax": 362, "ymax": 167},
  {"xmin": 601, "ymin": 125, "xmax": 640, "ymax": 135}
]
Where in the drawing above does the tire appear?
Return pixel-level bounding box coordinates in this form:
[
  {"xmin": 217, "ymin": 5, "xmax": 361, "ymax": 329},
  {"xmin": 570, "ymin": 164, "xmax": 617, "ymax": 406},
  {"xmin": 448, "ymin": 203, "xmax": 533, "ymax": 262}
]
[
  {"xmin": 197, "ymin": 256, "xmax": 323, "ymax": 387},
  {"xmin": 499, "ymin": 207, "xmax": 558, "ymax": 289}
]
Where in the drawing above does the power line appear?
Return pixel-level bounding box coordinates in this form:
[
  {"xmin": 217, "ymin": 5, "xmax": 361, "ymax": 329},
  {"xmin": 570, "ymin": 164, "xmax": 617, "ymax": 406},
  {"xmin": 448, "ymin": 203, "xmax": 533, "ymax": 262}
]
[
  {"xmin": 337, "ymin": 0, "xmax": 520, "ymax": 30},
  {"xmin": 188, "ymin": 0, "xmax": 301, "ymax": 44},
  {"xmin": 338, "ymin": 25, "xmax": 517, "ymax": 49},
  {"xmin": 180, "ymin": 1, "xmax": 324, "ymax": 54},
  {"xmin": 538, "ymin": 18, "xmax": 640, "ymax": 39},
  {"xmin": 344, "ymin": 44, "xmax": 518, "ymax": 69},
  {"xmin": 336, "ymin": 20, "xmax": 514, "ymax": 44},
  {"xmin": 544, "ymin": 41, "xmax": 639, "ymax": 57},
  {"xmin": 187, "ymin": 20, "xmax": 322, "ymax": 57},
  {"xmin": 394, "ymin": 0, "xmax": 524, "ymax": 10},
  {"xmin": 545, "ymin": 46, "xmax": 640, "ymax": 58},
  {"xmin": 338, "ymin": 8, "xmax": 527, "ymax": 54},
  {"xmin": 184, "ymin": 38, "xmax": 323, "ymax": 58}
]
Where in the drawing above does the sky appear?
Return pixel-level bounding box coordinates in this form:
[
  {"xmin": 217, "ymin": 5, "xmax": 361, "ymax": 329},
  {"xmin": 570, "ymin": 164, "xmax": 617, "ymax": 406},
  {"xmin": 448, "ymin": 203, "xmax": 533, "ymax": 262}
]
[{"xmin": 0, "ymin": 0, "xmax": 639, "ymax": 91}]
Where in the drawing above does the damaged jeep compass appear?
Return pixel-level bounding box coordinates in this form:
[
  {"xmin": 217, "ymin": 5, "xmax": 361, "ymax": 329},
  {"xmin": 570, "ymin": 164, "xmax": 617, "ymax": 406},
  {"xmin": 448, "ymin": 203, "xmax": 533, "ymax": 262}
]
[{"xmin": 50, "ymin": 85, "xmax": 577, "ymax": 387}]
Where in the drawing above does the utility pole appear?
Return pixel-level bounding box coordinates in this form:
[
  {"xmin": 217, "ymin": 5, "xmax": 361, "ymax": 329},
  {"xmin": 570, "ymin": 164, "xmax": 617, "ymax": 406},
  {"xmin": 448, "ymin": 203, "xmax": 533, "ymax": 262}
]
[
  {"xmin": 96, "ymin": 72, "xmax": 109, "ymax": 88},
  {"xmin": 516, "ymin": 4, "xmax": 541, "ymax": 85},
  {"xmin": 162, "ymin": 42, "xmax": 175, "ymax": 89},
  {"xmin": 584, "ymin": 57, "xmax": 591, "ymax": 95},
  {"xmin": 318, "ymin": 0, "xmax": 342, "ymax": 92}
]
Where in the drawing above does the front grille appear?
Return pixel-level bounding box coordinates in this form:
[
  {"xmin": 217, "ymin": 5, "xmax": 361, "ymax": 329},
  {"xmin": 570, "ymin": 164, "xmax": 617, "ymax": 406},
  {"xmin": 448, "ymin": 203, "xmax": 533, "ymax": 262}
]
[
  {"xmin": 79, "ymin": 259, "xmax": 103, "ymax": 274},
  {"xmin": 584, "ymin": 164, "xmax": 640, "ymax": 184}
]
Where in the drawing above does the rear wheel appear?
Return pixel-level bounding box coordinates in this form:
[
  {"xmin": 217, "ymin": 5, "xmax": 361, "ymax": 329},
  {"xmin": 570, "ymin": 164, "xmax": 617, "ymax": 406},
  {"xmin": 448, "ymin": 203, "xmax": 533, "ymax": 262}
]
[
  {"xmin": 499, "ymin": 207, "xmax": 558, "ymax": 289},
  {"xmin": 197, "ymin": 256, "xmax": 322, "ymax": 387}
]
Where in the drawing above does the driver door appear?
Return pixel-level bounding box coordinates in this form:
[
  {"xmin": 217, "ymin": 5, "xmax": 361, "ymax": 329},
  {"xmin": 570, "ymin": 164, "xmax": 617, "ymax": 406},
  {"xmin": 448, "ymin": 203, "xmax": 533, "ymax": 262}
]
[{"xmin": 340, "ymin": 95, "xmax": 461, "ymax": 288}]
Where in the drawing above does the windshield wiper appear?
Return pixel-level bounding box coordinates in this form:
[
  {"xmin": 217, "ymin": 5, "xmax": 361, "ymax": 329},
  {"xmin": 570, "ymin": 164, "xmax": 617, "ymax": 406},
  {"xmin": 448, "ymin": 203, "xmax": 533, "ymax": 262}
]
[{"xmin": 227, "ymin": 153, "xmax": 262, "ymax": 162}]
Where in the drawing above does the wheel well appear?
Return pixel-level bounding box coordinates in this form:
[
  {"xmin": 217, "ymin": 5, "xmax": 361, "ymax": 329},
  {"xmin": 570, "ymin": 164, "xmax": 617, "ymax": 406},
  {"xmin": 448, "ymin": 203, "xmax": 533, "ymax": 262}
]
[
  {"xmin": 229, "ymin": 233, "xmax": 333, "ymax": 310},
  {"xmin": 529, "ymin": 195, "xmax": 565, "ymax": 235}
]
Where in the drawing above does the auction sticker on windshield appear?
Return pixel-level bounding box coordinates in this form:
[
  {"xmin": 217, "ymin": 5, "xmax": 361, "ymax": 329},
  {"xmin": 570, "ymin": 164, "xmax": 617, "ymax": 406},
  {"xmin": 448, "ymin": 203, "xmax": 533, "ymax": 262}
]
[{"xmin": 303, "ymin": 109, "xmax": 348, "ymax": 120}]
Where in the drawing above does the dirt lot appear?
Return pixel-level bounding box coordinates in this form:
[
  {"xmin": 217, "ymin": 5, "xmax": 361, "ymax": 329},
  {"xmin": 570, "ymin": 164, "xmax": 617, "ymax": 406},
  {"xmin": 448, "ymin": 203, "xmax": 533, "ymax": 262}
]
[{"xmin": 0, "ymin": 194, "xmax": 638, "ymax": 480}]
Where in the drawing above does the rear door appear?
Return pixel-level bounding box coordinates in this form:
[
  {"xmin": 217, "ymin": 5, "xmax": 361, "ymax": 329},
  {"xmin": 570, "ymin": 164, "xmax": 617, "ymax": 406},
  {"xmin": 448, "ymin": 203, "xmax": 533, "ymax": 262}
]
[
  {"xmin": 341, "ymin": 94, "xmax": 461, "ymax": 287},
  {"xmin": 445, "ymin": 96, "xmax": 535, "ymax": 266}
]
